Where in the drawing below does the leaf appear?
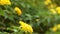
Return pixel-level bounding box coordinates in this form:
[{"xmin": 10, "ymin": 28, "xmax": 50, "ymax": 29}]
[{"xmin": 0, "ymin": 9, "xmax": 5, "ymax": 16}]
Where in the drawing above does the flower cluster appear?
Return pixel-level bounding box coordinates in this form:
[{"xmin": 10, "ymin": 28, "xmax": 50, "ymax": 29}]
[
  {"xmin": 44, "ymin": 0, "xmax": 51, "ymax": 5},
  {"xmin": 44, "ymin": 0, "xmax": 60, "ymax": 15},
  {"xmin": 0, "ymin": 0, "xmax": 22, "ymax": 16},
  {"xmin": 51, "ymin": 24, "xmax": 60, "ymax": 32},
  {"xmin": 56, "ymin": 7, "xmax": 60, "ymax": 14},
  {"xmin": 19, "ymin": 21, "xmax": 33, "ymax": 33},
  {"xmin": 14, "ymin": 7, "xmax": 22, "ymax": 16},
  {"xmin": 0, "ymin": 0, "xmax": 11, "ymax": 5}
]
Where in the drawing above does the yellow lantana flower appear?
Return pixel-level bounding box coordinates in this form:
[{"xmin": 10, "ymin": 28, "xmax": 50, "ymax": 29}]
[
  {"xmin": 50, "ymin": 9, "xmax": 56, "ymax": 14},
  {"xmin": 57, "ymin": 24, "xmax": 60, "ymax": 28},
  {"xmin": 14, "ymin": 7, "xmax": 22, "ymax": 16},
  {"xmin": 52, "ymin": 26, "xmax": 57, "ymax": 32},
  {"xmin": 44, "ymin": 0, "xmax": 51, "ymax": 5},
  {"xmin": 56, "ymin": 7, "xmax": 60, "ymax": 14},
  {"xmin": 19, "ymin": 21, "xmax": 33, "ymax": 34},
  {"xmin": 0, "ymin": 0, "xmax": 11, "ymax": 5}
]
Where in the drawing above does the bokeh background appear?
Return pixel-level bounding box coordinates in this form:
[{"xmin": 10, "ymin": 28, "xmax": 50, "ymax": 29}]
[{"xmin": 0, "ymin": 0, "xmax": 60, "ymax": 34}]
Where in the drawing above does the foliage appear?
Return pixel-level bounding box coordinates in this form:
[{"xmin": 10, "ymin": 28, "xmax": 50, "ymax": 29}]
[{"xmin": 0, "ymin": 0, "xmax": 60, "ymax": 34}]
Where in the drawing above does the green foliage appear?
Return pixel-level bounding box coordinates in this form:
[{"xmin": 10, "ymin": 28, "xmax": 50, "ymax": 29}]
[{"xmin": 0, "ymin": 0, "xmax": 60, "ymax": 34}]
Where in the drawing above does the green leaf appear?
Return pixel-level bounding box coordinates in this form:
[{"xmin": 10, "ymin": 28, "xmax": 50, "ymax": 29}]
[{"xmin": 0, "ymin": 9, "xmax": 5, "ymax": 16}]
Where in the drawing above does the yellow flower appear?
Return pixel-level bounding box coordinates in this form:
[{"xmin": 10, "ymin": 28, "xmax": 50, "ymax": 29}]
[
  {"xmin": 44, "ymin": 0, "xmax": 51, "ymax": 5},
  {"xmin": 50, "ymin": 9, "xmax": 56, "ymax": 14},
  {"xmin": 14, "ymin": 7, "xmax": 22, "ymax": 16},
  {"xmin": 0, "ymin": 0, "xmax": 11, "ymax": 5},
  {"xmin": 57, "ymin": 24, "xmax": 60, "ymax": 28},
  {"xmin": 52, "ymin": 26, "xmax": 57, "ymax": 32},
  {"xmin": 19, "ymin": 21, "xmax": 33, "ymax": 34},
  {"xmin": 56, "ymin": 7, "xmax": 60, "ymax": 14},
  {"xmin": 44, "ymin": 1, "xmax": 48, "ymax": 5}
]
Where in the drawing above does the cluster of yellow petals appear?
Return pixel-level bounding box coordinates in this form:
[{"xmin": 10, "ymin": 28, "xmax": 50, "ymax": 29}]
[
  {"xmin": 0, "ymin": 0, "xmax": 11, "ymax": 5},
  {"xmin": 48, "ymin": 4, "xmax": 57, "ymax": 14},
  {"xmin": 44, "ymin": 0, "xmax": 51, "ymax": 5},
  {"xmin": 50, "ymin": 7, "xmax": 60, "ymax": 14},
  {"xmin": 56, "ymin": 7, "xmax": 60, "ymax": 14},
  {"xmin": 19, "ymin": 21, "xmax": 33, "ymax": 34},
  {"xmin": 44, "ymin": 0, "xmax": 60, "ymax": 14},
  {"xmin": 50, "ymin": 6, "xmax": 60, "ymax": 15},
  {"xmin": 44, "ymin": 0, "xmax": 55, "ymax": 14},
  {"xmin": 50, "ymin": 9, "xmax": 56, "ymax": 14},
  {"xmin": 57, "ymin": 24, "xmax": 60, "ymax": 28},
  {"xmin": 52, "ymin": 24, "xmax": 60, "ymax": 32},
  {"xmin": 52, "ymin": 26, "xmax": 57, "ymax": 32},
  {"xmin": 14, "ymin": 7, "xmax": 22, "ymax": 16}
]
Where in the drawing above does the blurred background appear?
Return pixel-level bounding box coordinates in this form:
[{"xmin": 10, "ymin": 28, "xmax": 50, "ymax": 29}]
[{"xmin": 0, "ymin": 0, "xmax": 60, "ymax": 34}]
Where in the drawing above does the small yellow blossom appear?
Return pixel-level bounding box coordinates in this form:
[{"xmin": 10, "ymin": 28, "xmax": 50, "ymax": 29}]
[
  {"xmin": 50, "ymin": 9, "xmax": 56, "ymax": 14},
  {"xmin": 56, "ymin": 7, "xmax": 60, "ymax": 14},
  {"xmin": 19, "ymin": 21, "xmax": 33, "ymax": 34},
  {"xmin": 52, "ymin": 26, "xmax": 57, "ymax": 32},
  {"xmin": 44, "ymin": 0, "xmax": 51, "ymax": 5},
  {"xmin": 44, "ymin": 1, "xmax": 49, "ymax": 5},
  {"xmin": 14, "ymin": 7, "xmax": 22, "ymax": 16},
  {"xmin": 57, "ymin": 24, "xmax": 60, "ymax": 28},
  {"xmin": 0, "ymin": 0, "xmax": 11, "ymax": 5}
]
